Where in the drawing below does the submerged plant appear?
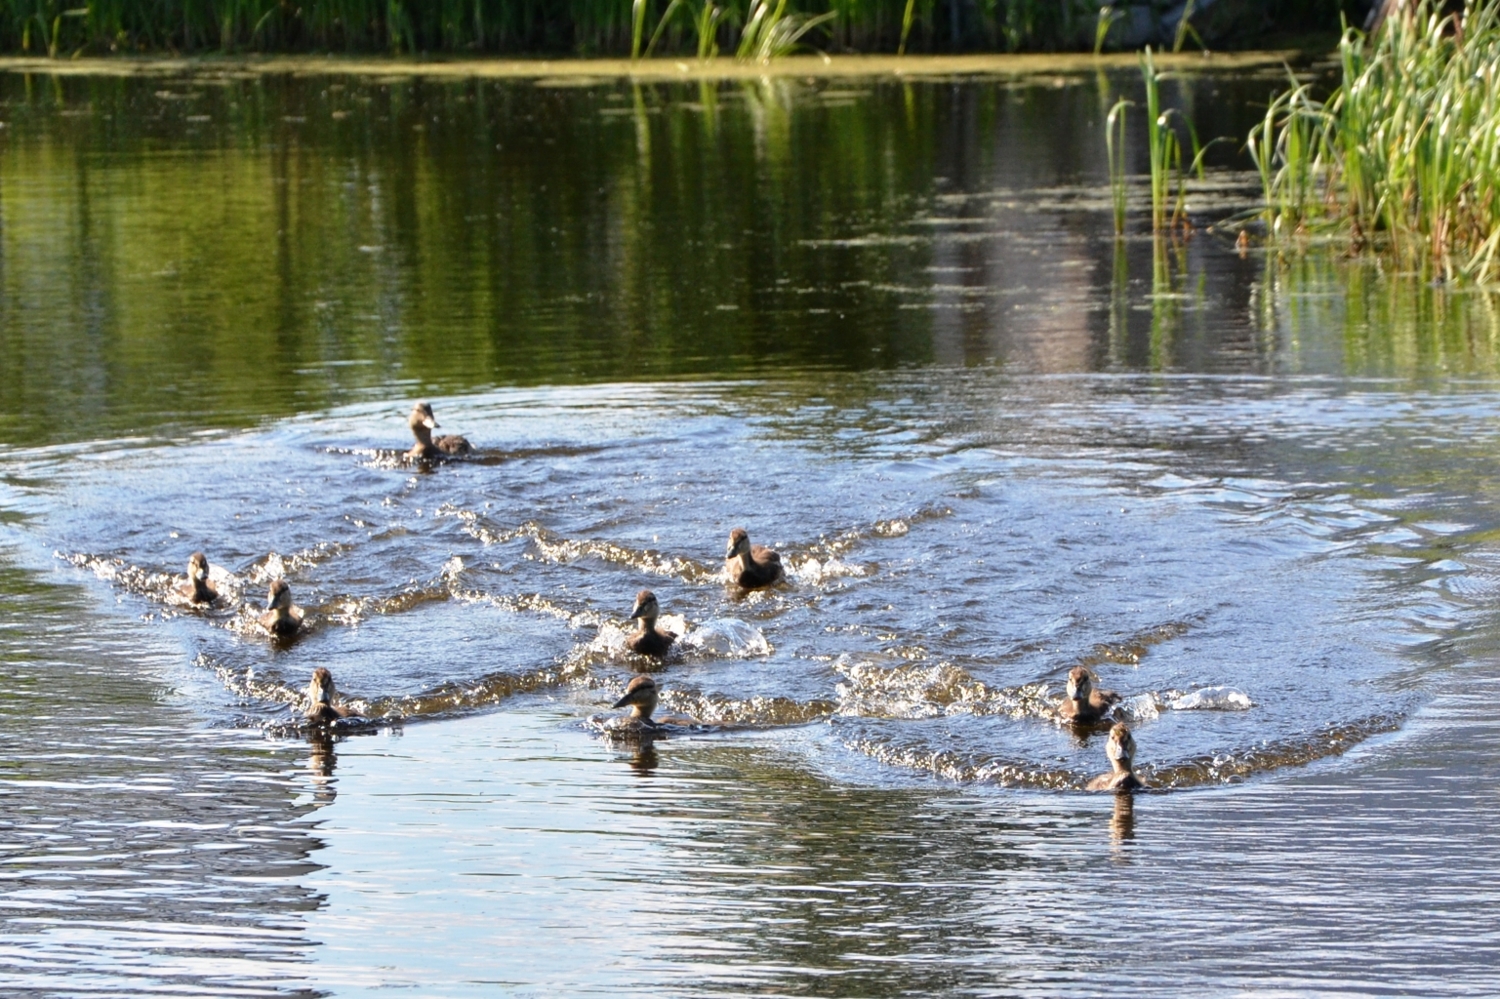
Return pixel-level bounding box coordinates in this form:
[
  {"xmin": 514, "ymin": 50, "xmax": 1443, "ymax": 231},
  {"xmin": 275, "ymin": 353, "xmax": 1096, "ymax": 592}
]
[{"xmin": 1251, "ymin": 0, "xmax": 1500, "ymax": 282}]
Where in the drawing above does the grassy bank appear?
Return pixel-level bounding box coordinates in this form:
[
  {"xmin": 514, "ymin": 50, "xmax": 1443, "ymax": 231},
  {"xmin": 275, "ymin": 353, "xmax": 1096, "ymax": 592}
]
[
  {"xmin": 1, "ymin": 0, "xmax": 1348, "ymax": 57},
  {"xmin": 1252, "ymin": 0, "xmax": 1500, "ymax": 282}
]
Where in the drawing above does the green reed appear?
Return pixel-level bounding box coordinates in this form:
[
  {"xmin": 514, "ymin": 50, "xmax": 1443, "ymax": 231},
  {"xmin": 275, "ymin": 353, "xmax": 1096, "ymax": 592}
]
[
  {"xmin": 1251, "ymin": 0, "xmax": 1500, "ymax": 282},
  {"xmin": 1107, "ymin": 48, "xmax": 1211, "ymax": 235},
  {"xmin": 736, "ymin": 0, "xmax": 835, "ymax": 61},
  {"xmin": 0, "ymin": 0, "xmax": 1147, "ymax": 56},
  {"xmin": 1105, "ymin": 97, "xmax": 1129, "ymax": 236}
]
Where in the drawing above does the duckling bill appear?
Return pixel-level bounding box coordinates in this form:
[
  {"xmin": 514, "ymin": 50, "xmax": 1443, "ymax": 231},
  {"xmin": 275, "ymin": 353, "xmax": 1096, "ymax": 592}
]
[
  {"xmin": 175, "ymin": 551, "xmax": 217, "ymax": 604},
  {"xmin": 627, "ymin": 589, "xmax": 677, "ymax": 657},
  {"xmin": 1060, "ymin": 666, "xmax": 1120, "ymax": 724},
  {"xmin": 407, "ymin": 401, "xmax": 472, "ymax": 460},
  {"xmin": 1087, "ymin": 722, "xmax": 1147, "ymax": 792},
  {"xmin": 612, "ymin": 674, "xmax": 663, "ymax": 731},
  {"xmin": 259, "ymin": 579, "xmax": 304, "ymax": 637},
  {"xmin": 725, "ymin": 527, "xmax": 784, "ymax": 589},
  {"xmin": 304, "ymin": 666, "xmax": 358, "ymax": 725}
]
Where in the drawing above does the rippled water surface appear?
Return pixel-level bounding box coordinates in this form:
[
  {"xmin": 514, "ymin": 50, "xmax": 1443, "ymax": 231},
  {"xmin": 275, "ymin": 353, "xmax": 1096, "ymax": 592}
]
[{"xmin": 2, "ymin": 63, "xmax": 1500, "ymax": 996}]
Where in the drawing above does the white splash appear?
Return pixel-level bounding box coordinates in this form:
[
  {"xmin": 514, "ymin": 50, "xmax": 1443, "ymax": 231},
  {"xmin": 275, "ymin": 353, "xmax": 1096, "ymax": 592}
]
[
  {"xmin": 1169, "ymin": 686, "xmax": 1255, "ymax": 711},
  {"xmin": 788, "ymin": 556, "xmax": 870, "ymax": 585},
  {"xmin": 1115, "ymin": 693, "xmax": 1161, "ymax": 721},
  {"xmin": 680, "ymin": 618, "xmax": 771, "ymax": 657}
]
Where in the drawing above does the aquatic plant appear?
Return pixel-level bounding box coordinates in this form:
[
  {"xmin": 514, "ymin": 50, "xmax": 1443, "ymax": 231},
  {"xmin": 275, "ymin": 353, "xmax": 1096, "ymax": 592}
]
[
  {"xmin": 898, "ymin": 0, "xmax": 918, "ymax": 55},
  {"xmin": 1171, "ymin": 0, "xmax": 1202, "ymax": 53},
  {"xmin": 1106, "ymin": 97, "xmax": 1130, "ymax": 236},
  {"xmin": 1, "ymin": 0, "xmax": 1311, "ymax": 56},
  {"xmin": 1105, "ymin": 48, "xmax": 1212, "ymax": 234},
  {"xmin": 1250, "ymin": 0, "xmax": 1500, "ymax": 282},
  {"xmin": 1093, "ymin": 4, "xmax": 1124, "ymax": 55},
  {"xmin": 735, "ymin": 0, "xmax": 836, "ymax": 61},
  {"xmin": 692, "ymin": 1, "xmax": 728, "ymax": 59}
]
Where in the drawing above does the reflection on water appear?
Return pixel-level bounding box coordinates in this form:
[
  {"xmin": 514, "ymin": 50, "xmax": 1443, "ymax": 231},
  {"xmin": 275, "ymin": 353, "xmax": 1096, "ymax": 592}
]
[
  {"xmin": 2, "ymin": 64, "xmax": 1500, "ymax": 996},
  {"xmin": 0, "ymin": 67, "xmax": 1497, "ymax": 447},
  {"xmin": 0, "ymin": 555, "xmax": 323, "ymax": 997}
]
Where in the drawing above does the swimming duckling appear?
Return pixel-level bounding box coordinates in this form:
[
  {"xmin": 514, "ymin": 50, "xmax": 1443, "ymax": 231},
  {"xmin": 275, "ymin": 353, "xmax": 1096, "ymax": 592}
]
[
  {"xmin": 258, "ymin": 579, "xmax": 304, "ymax": 637},
  {"xmin": 1060, "ymin": 666, "xmax": 1120, "ymax": 724},
  {"xmin": 1087, "ymin": 722, "xmax": 1147, "ymax": 791},
  {"xmin": 175, "ymin": 551, "xmax": 217, "ymax": 604},
  {"xmin": 627, "ymin": 589, "xmax": 677, "ymax": 657},
  {"xmin": 725, "ymin": 527, "xmax": 784, "ymax": 589},
  {"xmin": 612, "ymin": 674, "xmax": 663, "ymax": 732},
  {"xmin": 304, "ymin": 666, "xmax": 357, "ymax": 725},
  {"xmin": 407, "ymin": 401, "xmax": 471, "ymax": 459}
]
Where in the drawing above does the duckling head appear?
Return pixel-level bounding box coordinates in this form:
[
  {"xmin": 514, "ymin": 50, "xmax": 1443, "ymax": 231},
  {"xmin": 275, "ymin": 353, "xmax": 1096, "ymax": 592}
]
[
  {"xmin": 266, "ymin": 578, "xmax": 293, "ymax": 612},
  {"xmin": 188, "ymin": 551, "xmax": 210, "ymax": 584},
  {"xmin": 1106, "ymin": 722, "xmax": 1136, "ymax": 769},
  {"xmin": 629, "ymin": 589, "xmax": 660, "ymax": 623},
  {"xmin": 612, "ymin": 674, "xmax": 659, "ymax": 722},
  {"xmin": 726, "ymin": 527, "xmax": 750, "ymax": 560},
  {"xmin": 308, "ymin": 666, "xmax": 336, "ymax": 707},
  {"xmin": 1065, "ymin": 666, "xmax": 1094, "ymax": 702},
  {"xmin": 410, "ymin": 401, "xmax": 439, "ymax": 431}
]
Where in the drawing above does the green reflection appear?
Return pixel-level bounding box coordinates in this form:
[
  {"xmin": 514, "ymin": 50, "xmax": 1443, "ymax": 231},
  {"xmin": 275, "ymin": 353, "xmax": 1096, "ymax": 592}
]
[
  {"xmin": 1257, "ymin": 253, "xmax": 1500, "ymax": 378},
  {"xmin": 1, "ymin": 69, "xmax": 1499, "ymax": 448}
]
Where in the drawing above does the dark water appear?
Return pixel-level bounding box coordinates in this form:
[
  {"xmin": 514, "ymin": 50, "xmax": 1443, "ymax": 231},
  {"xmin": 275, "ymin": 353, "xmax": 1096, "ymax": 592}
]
[{"xmin": 2, "ymin": 64, "xmax": 1500, "ymax": 996}]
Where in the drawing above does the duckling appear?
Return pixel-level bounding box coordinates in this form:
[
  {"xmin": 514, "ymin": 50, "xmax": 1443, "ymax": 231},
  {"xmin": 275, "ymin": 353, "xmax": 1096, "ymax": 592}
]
[
  {"xmin": 1087, "ymin": 722, "xmax": 1147, "ymax": 791},
  {"xmin": 612, "ymin": 674, "xmax": 663, "ymax": 731},
  {"xmin": 174, "ymin": 551, "xmax": 217, "ymax": 604},
  {"xmin": 1060, "ymin": 666, "xmax": 1120, "ymax": 723},
  {"xmin": 725, "ymin": 527, "xmax": 784, "ymax": 589},
  {"xmin": 258, "ymin": 579, "xmax": 304, "ymax": 637},
  {"xmin": 627, "ymin": 589, "xmax": 677, "ymax": 657},
  {"xmin": 304, "ymin": 666, "xmax": 357, "ymax": 725},
  {"xmin": 407, "ymin": 401, "xmax": 472, "ymax": 459}
]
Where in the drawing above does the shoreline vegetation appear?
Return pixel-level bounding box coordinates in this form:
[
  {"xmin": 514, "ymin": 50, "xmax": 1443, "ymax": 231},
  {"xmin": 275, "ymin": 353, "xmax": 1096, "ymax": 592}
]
[
  {"xmin": 0, "ymin": 0, "xmax": 1345, "ymax": 59},
  {"xmin": 0, "ymin": 48, "xmax": 1302, "ymax": 80},
  {"xmin": 1247, "ymin": 0, "xmax": 1500, "ymax": 283}
]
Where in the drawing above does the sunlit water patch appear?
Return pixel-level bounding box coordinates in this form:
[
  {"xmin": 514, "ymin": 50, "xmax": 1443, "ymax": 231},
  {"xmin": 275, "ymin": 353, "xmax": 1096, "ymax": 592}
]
[{"xmin": 16, "ymin": 373, "xmax": 1492, "ymax": 794}]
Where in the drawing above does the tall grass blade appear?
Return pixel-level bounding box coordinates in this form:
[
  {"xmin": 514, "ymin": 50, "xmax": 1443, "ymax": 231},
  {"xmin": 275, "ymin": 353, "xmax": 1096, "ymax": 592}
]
[{"xmin": 1106, "ymin": 97, "xmax": 1130, "ymax": 236}]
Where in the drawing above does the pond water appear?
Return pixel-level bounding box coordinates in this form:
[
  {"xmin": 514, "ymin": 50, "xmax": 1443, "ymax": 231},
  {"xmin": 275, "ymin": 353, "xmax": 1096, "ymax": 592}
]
[{"xmin": 2, "ymin": 62, "xmax": 1499, "ymax": 996}]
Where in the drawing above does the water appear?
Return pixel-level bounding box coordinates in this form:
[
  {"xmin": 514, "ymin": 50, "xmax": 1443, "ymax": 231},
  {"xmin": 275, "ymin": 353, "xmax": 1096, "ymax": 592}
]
[{"xmin": 2, "ymin": 62, "xmax": 1499, "ymax": 996}]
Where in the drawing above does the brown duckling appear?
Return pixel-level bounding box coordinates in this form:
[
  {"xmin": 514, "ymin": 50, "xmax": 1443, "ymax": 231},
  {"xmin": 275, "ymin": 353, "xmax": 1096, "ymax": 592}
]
[
  {"xmin": 175, "ymin": 551, "xmax": 217, "ymax": 604},
  {"xmin": 304, "ymin": 666, "xmax": 357, "ymax": 724},
  {"xmin": 627, "ymin": 589, "xmax": 678, "ymax": 657},
  {"xmin": 258, "ymin": 579, "xmax": 304, "ymax": 637},
  {"xmin": 1060, "ymin": 666, "xmax": 1120, "ymax": 723},
  {"xmin": 407, "ymin": 401, "xmax": 471, "ymax": 459},
  {"xmin": 725, "ymin": 527, "xmax": 784, "ymax": 589},
  {"xmin": 612, "ymin": 674, "xmax": 663, "ymax": 731},
  {"xmin": 1087, "ymin": 722, "xmax": 1147, "ymax": 791}
]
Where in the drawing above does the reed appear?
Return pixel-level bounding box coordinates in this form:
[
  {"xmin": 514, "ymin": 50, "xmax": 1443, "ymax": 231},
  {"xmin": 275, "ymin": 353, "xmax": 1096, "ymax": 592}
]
[
  {"xmin": 1105, "ymin": 97, "xmax": 1129, "ymax": 236},
  {"xmin": 1094, "ymin": 5, "xmax": 1124, "ymax": 55},
  {"xmin": 692, "ymin": 1, "xmax": 727, "ymax": 58},
  {"xmin": 1251, "ymin": 0, "xmax": 1500, "ymax": 282},
  {"xmin": 736, "ymin": 0, "xmax": 835, "ymax": 61},
  {"xmin": 1106, "ymin": 47, "xmax": 1212, "ymax": 234},
  {"xmin": 0, "ymin": 0, "xmax": 1169, "ymax": 56}
]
